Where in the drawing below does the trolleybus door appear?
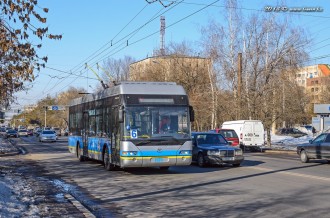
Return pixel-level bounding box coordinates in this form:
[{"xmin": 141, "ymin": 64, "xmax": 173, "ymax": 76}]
[{"xmin": 82, "ymin": 111, "xmax": 89, "ymax": 157}]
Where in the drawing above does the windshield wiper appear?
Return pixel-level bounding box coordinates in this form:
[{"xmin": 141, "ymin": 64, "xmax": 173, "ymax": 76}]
[{"xmin": 136, "ymin": 140, "xmax": 151, "ymax": 146}]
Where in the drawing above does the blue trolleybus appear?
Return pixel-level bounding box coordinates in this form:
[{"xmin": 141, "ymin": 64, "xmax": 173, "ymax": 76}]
[{"xmin": 68, "ymin": 81, "xmax": 194, "ymax": 170}]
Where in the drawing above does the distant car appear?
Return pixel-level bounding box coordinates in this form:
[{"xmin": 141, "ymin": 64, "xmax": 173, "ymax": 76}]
[
  {"xmin": 18, "ymin": 129, "xmax": 28, "ymax": 137},
  {"xmin": 276, "ymin": 128, "xmax": 307, "ymax": 138},
  {"xmin": 39, "ymin": 130, "xmax": 57, "ymax": 142},
  {"xmin": 5, "ymin": 129, "xmax": 18, "ymax": 138},
  {"xmin": 64, "ymin": 129, "xmax": 69, "ymax": 136},
  {"xmin": 297, "ymin": 133, "xmax": 330, "ymax": 163},
  {"xmin": 52, "ymin": 127, "xmax": 61, "ymax": 136},
  {"xmin": 217, "ymin": 129, "xmax": 239, "ymax": 146},
  {"xmin": 191, "ymin": 132, "xmax": 244, "ymax": 167},
  {"xmin": 27, "ymin": 129, "xmax": 34, "ymax": 136},
  {"xmin": 35, "ymin": 129, "xmax": 42, "ymax": 137}
]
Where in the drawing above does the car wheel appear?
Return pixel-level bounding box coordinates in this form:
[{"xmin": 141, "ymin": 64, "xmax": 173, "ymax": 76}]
[
  {"xmin": 197, "ymin": 153, "xmax": 205, "ymax": 167},
  {"xmin": 233, "ymin": 163, "xmax": 241, "ymax": 167},
  {"xmin": 103, "ymin": 147, "xmax": 115, "ymax": 171},
  {"xmin": 159, "ymin": 166, "xmax": 170, "ymax": 170},
  {"xmin": 300, "ymin": 150, "xmax": 309, "ymax": 163}
]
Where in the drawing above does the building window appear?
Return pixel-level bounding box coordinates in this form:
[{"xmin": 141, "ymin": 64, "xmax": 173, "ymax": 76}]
[
  {"xmin": 311, "ymin": 88, "xmax": 314, "ymax": 92},
  {"xmin": 315, "ymin": 87, "xmax": 319, "ymax": 92},
  {"xmin": 311, "ymin": 81, "xmax": 314, "ymax": 85},
  {"xmin": 315, "ymin": 80, "xmax": 318, "ymax": 84}
]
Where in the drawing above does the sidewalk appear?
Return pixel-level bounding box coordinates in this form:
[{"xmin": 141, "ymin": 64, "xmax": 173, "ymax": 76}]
[{"xmin": 0, "ymin": 137, "xmax": 20, "ymax": 156}]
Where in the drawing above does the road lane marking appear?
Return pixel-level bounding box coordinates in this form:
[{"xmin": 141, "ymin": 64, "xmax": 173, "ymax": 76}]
[
  {"xmin": 65, "ymin": 194, "xmax": 96, "ymax": 218},
  {"xmin": 249, "ymin": 166, "xmax": 330, "ymax": 182}
]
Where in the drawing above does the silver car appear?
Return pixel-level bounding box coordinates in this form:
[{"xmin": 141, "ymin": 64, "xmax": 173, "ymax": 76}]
[{"xmin": 39, "ymin": 130, "xmax": 57, "ymax": 142}]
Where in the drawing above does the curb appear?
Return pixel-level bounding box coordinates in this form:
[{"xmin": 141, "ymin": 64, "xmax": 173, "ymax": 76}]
[{"xmin": 263, "ymin": 149, "xmax": 297, "ymax": 155}]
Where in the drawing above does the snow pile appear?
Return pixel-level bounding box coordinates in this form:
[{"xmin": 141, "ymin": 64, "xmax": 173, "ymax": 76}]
[
  {"xmin": 0, "ymin": 139, "xmax": 18, "ymax": 154},
  {"xmin": 0, "ymin": 173, "xmax": 40, "ymax": 217},
  {"xmin": 267, "ymin": 134, "xmax": 314, "ymax": 151}
]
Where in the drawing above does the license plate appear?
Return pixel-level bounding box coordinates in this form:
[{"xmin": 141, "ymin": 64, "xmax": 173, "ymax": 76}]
[{"xmin": 151, "ymin": 158, "xmax": 168, "ymax": 163}]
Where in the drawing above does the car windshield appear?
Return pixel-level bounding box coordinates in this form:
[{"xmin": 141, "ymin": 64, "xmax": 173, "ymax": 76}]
[
  {"xmin": 195, "ymin": 134, "xmax": 227, "ymax": 145},
  {"xmin": 19, "ymin": 130, "xmax": 27, "ymax": 132},
  {"xmin": 42, "ymin": 131, "xmax": 54, "ymax": 134}
]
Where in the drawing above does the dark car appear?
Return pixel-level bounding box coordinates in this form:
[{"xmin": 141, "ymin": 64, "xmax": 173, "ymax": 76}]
[
  {"xmin": 191, "ymin": 132, "xmax": 244, "ymax": 167},
  {"xmin": 5, "ymin": 129, "xmax": 18, "ymax": 138},
  {"xmin": 277, "ymin": 128, "xmax": 307, "ymax": 138},
  {"xmin": 297, "ymin": 133, "xmax": 330, "ymax": 163}
]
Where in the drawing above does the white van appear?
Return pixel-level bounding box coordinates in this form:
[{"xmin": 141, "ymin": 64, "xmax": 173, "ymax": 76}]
[{"xmin": 221, "ymin": 120, "xmax": 265, "ymax": 150}]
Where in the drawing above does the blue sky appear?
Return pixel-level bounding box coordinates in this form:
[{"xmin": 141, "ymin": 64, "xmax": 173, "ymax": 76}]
[{"xmin": 11, "ymin": 0, "xmax": 330, "ymax": 110}]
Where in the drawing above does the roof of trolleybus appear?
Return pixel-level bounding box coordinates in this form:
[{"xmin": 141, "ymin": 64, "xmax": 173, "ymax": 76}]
[{"xmin": 69, "ymin": 81, "xmax": 188, "ymax": 106}]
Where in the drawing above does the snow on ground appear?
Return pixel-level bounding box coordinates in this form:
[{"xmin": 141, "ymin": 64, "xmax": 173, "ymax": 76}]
[{"xmin": 266, "ymin": 133, "xmax": 314, "ymax": 151}]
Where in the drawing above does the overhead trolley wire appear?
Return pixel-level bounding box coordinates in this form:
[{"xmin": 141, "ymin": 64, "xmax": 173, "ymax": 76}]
[
  {"xmin": 69, "ymin": 3, "xmax": 150, "ymax": 74},
  {"xmin": 88, "ymin": 0, "xmax": 219, "ymax": 68},
  {"xmin": 70, "ymin": 1, "xmax": 182, "ymax": 76}
]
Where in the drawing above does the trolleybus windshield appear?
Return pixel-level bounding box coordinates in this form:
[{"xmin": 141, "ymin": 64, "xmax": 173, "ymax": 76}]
[{"xmin": 123, "ymin": 106, "xmax": 190, "ymax": 143}]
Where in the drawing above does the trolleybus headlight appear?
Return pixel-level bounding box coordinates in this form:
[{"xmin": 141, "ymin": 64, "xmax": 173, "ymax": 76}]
[
  {"xmin": 179, "ymin": 150, "xmax": 191, "ymax": 155},
  {"xmin": 122, "ymin": 151, "xmax": 137, "ymax": 156}
]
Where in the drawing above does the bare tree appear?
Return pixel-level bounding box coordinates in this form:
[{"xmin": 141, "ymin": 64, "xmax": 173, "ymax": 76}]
[
  {"xmin": 0, "ymin": 0, "xmax": 61, "ymax": 107},
  {"xmin": 200, "ymin": 0, "xmax": 310, "ymax": 144}
]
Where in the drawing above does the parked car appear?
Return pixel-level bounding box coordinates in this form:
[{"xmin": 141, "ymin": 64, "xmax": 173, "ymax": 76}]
[
  {"xmin": 191, "ymin": 132, "xmax": 244, "ymax": 167},
  {"xmin": 18, "ymin": 129, "xmax": 28, "ymax": 137},
  {"xmin": 218, "ymin": 129, "xmax": 239, "ymax": 147},
  {"xmin": 297, "ymin": 133, "xmax": 330, "ymax": 163},
  {"xmin": 277, "ymin": 128, "xmax": 307, "ymax": 138},
  {"xmin": 221, "ymin": 120, "xmax": 265, "ymax": 151},
  {"xmin": 39, "ymin": 130, "xmax": 57, "ymax": 142},
  {"xmin": 5, "ymin": 129, "xmax": 18, "ymax": 138}
]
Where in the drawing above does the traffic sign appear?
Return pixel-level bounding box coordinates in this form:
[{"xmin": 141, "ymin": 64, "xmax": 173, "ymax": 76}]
[{"xmin": 48, "ymin": 105, "xmax": 65, "ymax": 111}]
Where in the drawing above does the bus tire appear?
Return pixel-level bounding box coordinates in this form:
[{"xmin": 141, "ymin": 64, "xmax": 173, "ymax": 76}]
[
  {"xmin": 77, "ymin": 144, "xmax": 85, "ymax": 162},
  {"xmin": 103, "ymin": 146, "xmax": 115, "ymax": 171}
]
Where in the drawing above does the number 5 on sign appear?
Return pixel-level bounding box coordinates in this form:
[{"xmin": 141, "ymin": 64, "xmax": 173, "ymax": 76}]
[{"xmin": 131, "ymin": 129, "xmax": 138, "ymax": 139}]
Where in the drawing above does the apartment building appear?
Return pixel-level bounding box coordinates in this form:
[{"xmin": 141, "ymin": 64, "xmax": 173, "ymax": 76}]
[
  {"xmin": 296, "ymin": 64, "xmax": 330, "ymax": 103},
  {"xmin": 129, "ymin": 55, "xmax": 211, "ymax": 82}
]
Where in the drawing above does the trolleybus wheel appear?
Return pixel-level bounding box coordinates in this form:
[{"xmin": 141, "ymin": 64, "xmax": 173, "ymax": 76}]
[
  {"xmin": 77, "ymin": 144, "xmax": 85, "ymax": 162},
  {"xmin": 103, "ymin": 147, "xmax": 115, "ymax": 171}
]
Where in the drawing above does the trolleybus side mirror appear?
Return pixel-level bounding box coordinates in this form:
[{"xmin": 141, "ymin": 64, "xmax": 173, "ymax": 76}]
[
  {"xmin": 119, "ymin": 106, "xmax": 124, "ymax": 123},
  {"xmin": 189, "ymin": 105, "xmax": 194, "ymax": 122}
]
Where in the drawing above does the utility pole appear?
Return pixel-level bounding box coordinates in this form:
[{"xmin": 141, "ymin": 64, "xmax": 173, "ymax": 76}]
[
  {"xmin": 44, "ymin": 106, "xmax": 47, "ymax": 127},
  {"xmin": 237, "ymin": 53, "xmax": 242, "ymax": 120}
]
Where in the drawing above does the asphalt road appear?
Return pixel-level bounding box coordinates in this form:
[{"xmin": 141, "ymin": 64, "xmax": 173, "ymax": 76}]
[{"xmin": 14, "ymin": 136, "xmax": 330, "ymax": 218}]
